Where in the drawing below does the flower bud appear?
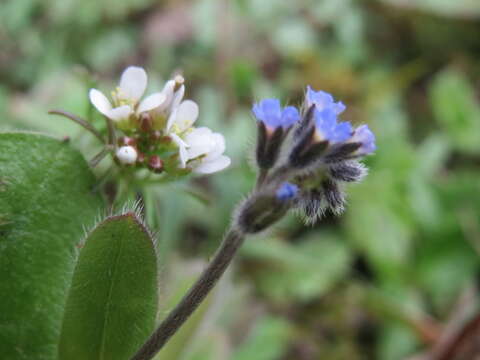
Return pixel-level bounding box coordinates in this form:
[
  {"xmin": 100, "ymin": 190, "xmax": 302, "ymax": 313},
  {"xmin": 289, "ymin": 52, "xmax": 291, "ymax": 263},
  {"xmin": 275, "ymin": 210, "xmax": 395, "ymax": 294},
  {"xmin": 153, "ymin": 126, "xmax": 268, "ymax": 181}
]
[
  {"xmin": 236, "ymin": 183, "xmax": 298, "ymax": 234},
  {"xmin": 118, "ymin": 136, "xmax": 136, "ymax": 147},
  {"xmin": 322, "ymin": 179, "xmax": 345, "ymax": 215},
  {"xmin": 298, "ymin": 189, "xmax": 326, "ymax": 225},
  {"xmin": 139, "ymin": 113, "xmax": 153, "ymax": 132},
  {"xmin": 276, "ymin": 182, "xmax": 299, "ymax": 201},
  {"xmin": 148, "ymin": 155, "xmax": 163, "ymax": 173},
  {"xmin": 116, "ymin": 146, "xmax": 138, "ymax": 165},
  {"xmin": 328, "ymin": 160, "xmax": 367, "ymax": 183}
]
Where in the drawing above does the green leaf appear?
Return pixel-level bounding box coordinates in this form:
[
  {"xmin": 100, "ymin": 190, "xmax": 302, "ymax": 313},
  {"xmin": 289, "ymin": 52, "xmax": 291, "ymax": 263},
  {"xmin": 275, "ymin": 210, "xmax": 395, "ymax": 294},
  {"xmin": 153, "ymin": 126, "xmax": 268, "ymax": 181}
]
[
  {"xmin": 377, "ymin": 322, "xmax": 418, "ymax": 360},
  {"xmin": 231, "ymin": 316, "xmax": 291, "ymax": 360},
  {"xmin": 0, "ymin": 132, "xmax": 103, "ymax": 360},
  {"xmin": 380, "ymin": 0, "xmax": 480, "ymax": 19},
  {"xmin": 429, "ymin": 68, "xmax": 480, "ymax": 153},
  {"xmin": 58, "ymin": 211, "xmax": 158, "ymax": 360},
  {"xmin": 242, "ymin": 234, "xmax": 351, "ymax": 302}
]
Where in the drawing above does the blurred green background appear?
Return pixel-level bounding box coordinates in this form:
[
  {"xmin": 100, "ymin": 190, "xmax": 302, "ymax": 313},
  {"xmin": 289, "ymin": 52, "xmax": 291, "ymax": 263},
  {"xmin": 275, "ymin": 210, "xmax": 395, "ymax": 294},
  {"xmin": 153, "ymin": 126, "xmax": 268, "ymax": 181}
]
[{"xmin": 2, "ymin": 0, "xmax": 480, "ymax": 359}]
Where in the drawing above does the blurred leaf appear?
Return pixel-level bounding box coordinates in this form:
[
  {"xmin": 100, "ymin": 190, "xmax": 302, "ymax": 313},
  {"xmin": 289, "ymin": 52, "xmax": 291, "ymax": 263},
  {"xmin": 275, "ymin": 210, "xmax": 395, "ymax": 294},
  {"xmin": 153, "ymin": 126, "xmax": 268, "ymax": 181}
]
[
  {"xmin": 380, "ymin": 0, "xmax": 480, "ymax": 19},
  {"xmin": 347, "ymin": 177, "xmax": 413, "ymax": 281},
  {"xmin": 408, "ymin": 134, "xmax": 450, "ymax": 229},
  {"xmin": 231, "ymin": 316, "xmax": 291, "ymax": 360},
  {"xmin": 429, "ymin": 68, "xmax": 480, "ymax": 153},
  {"xmin": 0, "ymin": 0, "xmax": 37, "ymax": 32},
  {"xmin": 58, "ymin": 212, "xmax": 158, "ymax": 360},
  {"xmin": 415, "ymin": 134, "xmax": 450, "ymax": 178},
  {"xmin": 230, "ymin": 60, "xmax": 258, "ymax": 100},
  {"xmin": 377, "ymin": 322, "xmax": 419, "ymax": 360},
  {"xmin": 155, "ymin": 262, "xmax": 215, "ymax": 360},
  {"xmin": 86, "ymin": 27, "xmax": 136, "ymax": 71},
  {"xmin": 272, "ymin": 18, "xmax": 316, "ymax": 56},
  {"xmin": 242, "ymin": 235, "xmax": 351, "ymax": 302},
  {"xmin": 0, "ymin": 132, "xmax": 103, "ymax": 360}
]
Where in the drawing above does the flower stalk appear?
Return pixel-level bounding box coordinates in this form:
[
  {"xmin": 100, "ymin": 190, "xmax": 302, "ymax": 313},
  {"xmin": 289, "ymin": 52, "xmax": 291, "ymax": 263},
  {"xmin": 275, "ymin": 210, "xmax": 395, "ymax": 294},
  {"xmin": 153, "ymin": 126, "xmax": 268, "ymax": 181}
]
[{"xmin": 48, "ymin": 110, "xmax": 104, "ymax": 143}]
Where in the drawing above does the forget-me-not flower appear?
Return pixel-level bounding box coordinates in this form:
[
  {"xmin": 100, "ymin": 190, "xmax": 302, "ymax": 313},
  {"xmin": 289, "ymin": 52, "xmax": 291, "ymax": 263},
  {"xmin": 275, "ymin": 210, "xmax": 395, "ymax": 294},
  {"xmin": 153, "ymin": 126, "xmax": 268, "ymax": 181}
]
[{"xmin": 252, "ymin": 98, "xmax": 300, "ymax": 131}]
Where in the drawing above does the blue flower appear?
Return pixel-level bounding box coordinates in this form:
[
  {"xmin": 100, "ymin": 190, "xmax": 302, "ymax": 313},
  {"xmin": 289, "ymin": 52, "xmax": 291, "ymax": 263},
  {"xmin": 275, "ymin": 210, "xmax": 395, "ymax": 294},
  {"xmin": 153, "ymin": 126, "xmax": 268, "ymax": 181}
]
[
  {"xmin": 314, "ymin": 108, "xmax": 352, "ymax": 143},
  {"xmin": 253, "ymin": 98, "xmax": 300, "ymax": 130},
  {"xmin": 306, "ymin": 86, "xmax": 346, "ymax": 115},
  {"xmin": 350, "ymin": 125, "xmax": 376, "ymax": 155},
  {"xmin": 276, "ymin": 182, "xmax": 299, "ymax": 201}
]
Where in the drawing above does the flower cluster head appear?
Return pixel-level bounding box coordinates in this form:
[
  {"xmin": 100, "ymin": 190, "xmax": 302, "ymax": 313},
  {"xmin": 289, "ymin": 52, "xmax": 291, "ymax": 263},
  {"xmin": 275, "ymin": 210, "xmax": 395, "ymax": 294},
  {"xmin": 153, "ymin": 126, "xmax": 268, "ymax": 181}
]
[
  {"xmin": 89, "ymin": 66, "xmax": 230, "ymax": 175},
  {"xmin": 236, "ymin": 86, "xmax": 376, "ymax": 233}
]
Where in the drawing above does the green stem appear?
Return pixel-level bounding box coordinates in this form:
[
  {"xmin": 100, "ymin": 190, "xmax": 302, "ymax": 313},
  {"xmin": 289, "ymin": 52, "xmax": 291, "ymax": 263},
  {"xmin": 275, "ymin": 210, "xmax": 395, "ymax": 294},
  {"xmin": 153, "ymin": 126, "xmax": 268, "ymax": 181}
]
[{"xmin": 48, "ymin": 110, "xmax": 104, "ymax": 143}]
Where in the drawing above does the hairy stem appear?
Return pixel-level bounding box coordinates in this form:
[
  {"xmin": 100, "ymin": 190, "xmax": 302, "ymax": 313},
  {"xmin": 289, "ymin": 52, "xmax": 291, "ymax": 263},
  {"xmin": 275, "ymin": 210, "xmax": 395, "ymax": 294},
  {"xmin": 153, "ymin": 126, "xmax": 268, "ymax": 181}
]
[
  {"xmin": 48, "ymin": 110, "xmax": 104, "ymax": 143},
  {"xmin": 130, "ymin": 228, "xmax": 245, "ymax": 360},
  {"xmin": 255, "ymin": 168, "xmax": 269, "ymax": 190}
]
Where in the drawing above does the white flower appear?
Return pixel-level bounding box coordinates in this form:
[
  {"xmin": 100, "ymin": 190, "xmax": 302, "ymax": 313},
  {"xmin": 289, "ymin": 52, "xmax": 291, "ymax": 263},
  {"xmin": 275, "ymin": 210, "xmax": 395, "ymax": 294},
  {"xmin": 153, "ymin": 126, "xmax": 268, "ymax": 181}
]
[
  {"xmin": 183, "ymin": 127, "xmax": 231, "ymax": 174},
  {"xmin": 116, "ymin": 146, "xmax": 138, "ymax": 164},
  {"xmin": 89, "ymin": 66, "xmax": 166, "ymax": 126}
]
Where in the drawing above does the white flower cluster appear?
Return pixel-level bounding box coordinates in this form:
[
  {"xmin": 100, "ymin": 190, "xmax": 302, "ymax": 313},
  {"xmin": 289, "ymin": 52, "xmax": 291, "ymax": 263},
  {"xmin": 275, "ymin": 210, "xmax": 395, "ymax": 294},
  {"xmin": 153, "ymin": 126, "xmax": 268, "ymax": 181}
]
[{"xmin": 89, "ymin": 66, "xmax": 230, "ymax": 174}]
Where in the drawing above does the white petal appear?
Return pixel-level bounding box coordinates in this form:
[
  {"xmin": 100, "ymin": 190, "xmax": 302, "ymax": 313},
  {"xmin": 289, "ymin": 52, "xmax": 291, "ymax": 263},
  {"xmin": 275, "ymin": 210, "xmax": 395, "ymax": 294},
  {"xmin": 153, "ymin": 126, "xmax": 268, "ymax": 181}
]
[
  {"xmin": 118, "ymin": 66, "xmax": 147, "ymax": 101},
  {"xmin": 166, "ymin": 108, "xmax": 178, "ymax": 132},
  {"xmin": 185, "ymin": 127, "xmax": 213, "ymax": 145},
  {"xmin": 170, "ymin": 132, "xmax": 188, "ymax": 147},
  {"xmin": 165, "ymin": 85, "xmax": 187, "ymax": 131},
  {"xmin": 137, "ymin": 92, "xmax": 166, "ymax": 114},
  {"xmin": 107, "ymin": 105, "xmax": 133, "ymax": 122},
  {"xmin": 195, "ymin": 156, "xmax": 231, "ymax": 174},
  {"xmin": 158, "ymin": 80, "xmax": 176, "ymax": 110},
  {"xmin": 116, "ymin": 146, "xmax": 137, "ymax": 164},
  {"xmin": 172, "ymin": 85, "xmax": 185, "ymax": 109},
  {"xmin": 170, "ymin": 133, "xmax": 189, "ymax": 168},
  {"xmin": 205, "ymin": 133, "xmax": 226, "ymax": 160},
  {"xmin": 89, "ymin": 88, "xmax": 112, "ymax": 116},
  {"xmin": 185, "ymin": 127, "xmax": 215, "ymax": 159},
  {"xmin": 175, "ymin": 100, "xmax": 199, "ymax": 132}
]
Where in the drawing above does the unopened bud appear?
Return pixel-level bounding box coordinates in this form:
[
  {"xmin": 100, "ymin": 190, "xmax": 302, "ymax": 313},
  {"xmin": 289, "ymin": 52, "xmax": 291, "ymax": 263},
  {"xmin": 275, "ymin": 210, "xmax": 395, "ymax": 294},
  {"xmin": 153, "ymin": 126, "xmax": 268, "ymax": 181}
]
[
  {"xmin": 276, "ymin": 182, "xmax": 298, "ymax": 201},
  {"xmin": 148, "ymin": 155, "xmax": 163, "ymax": 173},
  {"xmin": 137, "ymin": 152, "xmax": 146, "ymax": 164},
  {"xmin": 329, "ymin": 160, "xmax": 367, "ymax": 182},
  {"xmin": 322, "ymin": 179, "xmax": 345, "ymax": 215},
  {"xmin": 174, "ymin": 74, "xmax": 184, "ymax": 91},
  {"xmin": 236, "ymin": 183, "xmax": 297, "ymax": 234},
  {"xmin": 139, "ymin": 113, "xmax": 153, "ymax": 132},
  {"xmin": 116, "ymin": 146, "xmax": 138, "ymax": 165},
  {"xmin": 150, "ymin": 130, "xmax": 162, "ymax": 142},
  {"xmin": 118, "ymin": 136, "xmax": 136, "ymax": 146}
]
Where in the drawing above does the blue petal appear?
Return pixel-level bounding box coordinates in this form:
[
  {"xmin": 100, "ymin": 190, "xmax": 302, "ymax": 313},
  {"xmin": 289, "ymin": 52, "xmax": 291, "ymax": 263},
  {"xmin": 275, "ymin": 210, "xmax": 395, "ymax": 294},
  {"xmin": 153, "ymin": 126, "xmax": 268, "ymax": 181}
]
[
  {"xmin": 331, "ymin": 121, "xmax": 352, "ymax": 143},
  {"xmin": 353, "ymin": 125, "xmax": 376, "ymax": 155},
  {"xmin": 314, "ymin": 108, "xmax": 353, "ymax": 143},
  {"xmin": 253, "ymin": 99, "xmax": 299, "ymax": 129},
  {"xmin": 276, "ymin": 182, "xmax": 299, "ymax": 201},
  {"xmin": 281, "ymin": 106, "xmax": 300, "ymax": 128},
  {"xmin": 306, "ymin": 86, "xmax": 346, "ymax": 114},
  {"xmin": 252, "ymin": 98, "xmax": 282, "ymax": 128},
  {"xmin": 314, "ymin": 108, "xmax": 337, "ymax": 140}
]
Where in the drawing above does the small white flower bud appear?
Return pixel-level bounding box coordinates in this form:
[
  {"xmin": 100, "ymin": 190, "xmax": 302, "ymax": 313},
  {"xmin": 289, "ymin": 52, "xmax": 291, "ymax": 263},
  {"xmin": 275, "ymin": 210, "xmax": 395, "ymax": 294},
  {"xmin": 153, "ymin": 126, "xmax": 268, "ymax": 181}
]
[
  {"xmin": 174, "ymin": 74, "xmax": 184, "ymax": 85},
  {"xmin": 116, "ymin": 146, "xmax": 138, "ymax": 164}
]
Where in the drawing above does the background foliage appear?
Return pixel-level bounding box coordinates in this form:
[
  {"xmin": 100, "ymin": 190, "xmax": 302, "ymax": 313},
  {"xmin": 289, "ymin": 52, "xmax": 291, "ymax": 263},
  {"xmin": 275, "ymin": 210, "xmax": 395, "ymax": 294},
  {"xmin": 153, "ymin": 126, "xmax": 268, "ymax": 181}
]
[{"xmin": 1, "ymin": 0, "xmax": 480, "ymax": 359}]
